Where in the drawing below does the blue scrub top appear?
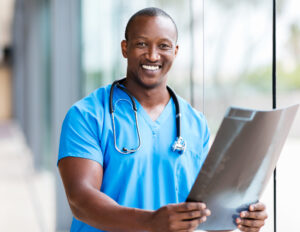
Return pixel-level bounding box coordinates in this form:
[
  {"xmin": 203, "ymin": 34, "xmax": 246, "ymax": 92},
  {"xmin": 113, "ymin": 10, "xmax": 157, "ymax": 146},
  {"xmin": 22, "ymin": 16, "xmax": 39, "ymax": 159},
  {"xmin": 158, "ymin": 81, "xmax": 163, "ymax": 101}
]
[{"xmin": 58, "ymin": 84, "xmax": 210, "ymax": 232}]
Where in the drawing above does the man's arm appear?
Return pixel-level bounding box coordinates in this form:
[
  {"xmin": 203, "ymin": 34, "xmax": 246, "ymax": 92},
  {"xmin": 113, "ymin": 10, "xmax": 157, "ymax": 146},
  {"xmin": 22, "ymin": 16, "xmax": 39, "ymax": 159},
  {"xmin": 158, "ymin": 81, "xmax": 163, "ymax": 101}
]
[{"xmin": 58, "ymin": 157, "xmax": 211, "ymax": 232}]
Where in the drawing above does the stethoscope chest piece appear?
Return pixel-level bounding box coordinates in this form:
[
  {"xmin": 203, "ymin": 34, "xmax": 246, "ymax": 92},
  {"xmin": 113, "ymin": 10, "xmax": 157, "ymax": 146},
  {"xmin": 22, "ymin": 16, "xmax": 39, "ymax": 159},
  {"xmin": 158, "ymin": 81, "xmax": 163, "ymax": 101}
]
[{"xmin": 172, "ymin": 136, "xmax": 186, "ymax": 154}]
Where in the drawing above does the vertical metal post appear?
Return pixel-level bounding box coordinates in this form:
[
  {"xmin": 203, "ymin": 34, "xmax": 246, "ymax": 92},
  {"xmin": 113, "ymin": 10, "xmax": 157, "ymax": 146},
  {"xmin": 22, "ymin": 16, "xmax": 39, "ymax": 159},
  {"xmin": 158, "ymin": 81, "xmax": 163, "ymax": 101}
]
[
  {"xmin": 272, "ymin": 0, "xmax": 277, "ymax": 231},
  {"xmin": 13, "ymin": 0, "xmax": 46, "ymax": 170}
]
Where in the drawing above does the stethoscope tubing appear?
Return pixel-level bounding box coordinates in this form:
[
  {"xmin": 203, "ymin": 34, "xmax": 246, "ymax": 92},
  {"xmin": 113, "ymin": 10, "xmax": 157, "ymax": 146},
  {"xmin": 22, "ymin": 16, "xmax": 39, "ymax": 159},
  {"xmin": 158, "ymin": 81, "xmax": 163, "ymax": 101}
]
[{"xmin": 109, "ymin": 78, "xmax": 184, "ymax": 154}]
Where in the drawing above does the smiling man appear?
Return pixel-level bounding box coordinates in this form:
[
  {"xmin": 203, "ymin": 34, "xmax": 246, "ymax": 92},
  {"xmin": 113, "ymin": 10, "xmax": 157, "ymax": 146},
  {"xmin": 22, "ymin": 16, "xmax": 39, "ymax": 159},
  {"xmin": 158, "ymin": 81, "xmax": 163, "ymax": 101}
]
[{"xmin": 58, "ymin": 7, "xmax": 268, "ymax": 232}]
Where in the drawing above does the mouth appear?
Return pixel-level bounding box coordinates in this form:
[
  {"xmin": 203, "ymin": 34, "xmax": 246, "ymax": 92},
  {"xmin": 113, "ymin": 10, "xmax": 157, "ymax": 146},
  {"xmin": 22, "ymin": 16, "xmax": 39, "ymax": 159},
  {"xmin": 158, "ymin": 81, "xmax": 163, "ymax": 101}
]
[{"xmin": 141, "ymin": 64, "xmax": 161, "ymax": 71}]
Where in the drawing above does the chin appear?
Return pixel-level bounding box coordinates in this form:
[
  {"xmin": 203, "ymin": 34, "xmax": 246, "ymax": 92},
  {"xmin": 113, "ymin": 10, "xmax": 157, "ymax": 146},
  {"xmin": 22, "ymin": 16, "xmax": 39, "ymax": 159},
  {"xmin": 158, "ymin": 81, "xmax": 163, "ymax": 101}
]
[
  {"xmin": 138, "ymin": 77, "xmax": 165, "ymax": 90},
  {"xmin": 127, "ymin": 72, "xmax": 163, "ymax": 89}
]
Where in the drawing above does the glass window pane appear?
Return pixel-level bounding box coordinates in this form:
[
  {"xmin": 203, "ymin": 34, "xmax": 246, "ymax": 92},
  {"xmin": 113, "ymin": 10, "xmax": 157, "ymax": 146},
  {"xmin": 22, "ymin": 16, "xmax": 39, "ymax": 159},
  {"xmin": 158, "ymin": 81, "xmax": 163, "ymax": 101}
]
[{"xmin": 277, "ymin": 0, "xmax": 300, "ymax": 231}]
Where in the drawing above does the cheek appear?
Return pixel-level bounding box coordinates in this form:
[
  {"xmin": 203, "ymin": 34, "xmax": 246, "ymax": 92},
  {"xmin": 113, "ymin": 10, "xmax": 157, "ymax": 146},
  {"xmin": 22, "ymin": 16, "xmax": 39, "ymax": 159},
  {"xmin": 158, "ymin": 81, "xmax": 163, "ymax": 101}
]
[
  {"xmin": 164, "ymin": 56, "xmax": 176, "ymax": 67},
  {"xmin": 127, "ymin": 52, "xmax": 142, "ymax": 63},
  {"xmin": 127, "ymin": 58, "xmax": 141, "ymax": 71}
]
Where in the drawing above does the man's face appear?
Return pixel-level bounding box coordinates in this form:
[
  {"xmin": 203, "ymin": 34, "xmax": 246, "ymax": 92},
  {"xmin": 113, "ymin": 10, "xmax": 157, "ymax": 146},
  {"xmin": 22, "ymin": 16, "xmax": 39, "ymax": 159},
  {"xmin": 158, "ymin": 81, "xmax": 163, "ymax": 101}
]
[{"xmin": 121, "ymin": 15, "xmax": 179, "ymax": 89}]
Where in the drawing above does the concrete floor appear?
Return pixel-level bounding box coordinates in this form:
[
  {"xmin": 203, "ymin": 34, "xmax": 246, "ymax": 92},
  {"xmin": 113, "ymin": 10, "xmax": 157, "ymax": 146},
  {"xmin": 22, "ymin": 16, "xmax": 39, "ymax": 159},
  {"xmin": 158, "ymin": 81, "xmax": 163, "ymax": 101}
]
[
  {"xmin": 0, "ymin": 120, "xmax": 299, "ymax": 232},
  {"xmin": 0, "ymin": 121, "xmax": 55, "ymax": 232}
]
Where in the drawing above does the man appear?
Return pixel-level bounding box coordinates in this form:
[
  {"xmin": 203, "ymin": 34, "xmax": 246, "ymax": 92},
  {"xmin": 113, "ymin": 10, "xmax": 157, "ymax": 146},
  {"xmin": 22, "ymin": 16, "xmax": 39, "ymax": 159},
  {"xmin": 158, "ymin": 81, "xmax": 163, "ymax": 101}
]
[{"xmin": 58, "ymin": 7, "xmax": 268, "ymax": 232}]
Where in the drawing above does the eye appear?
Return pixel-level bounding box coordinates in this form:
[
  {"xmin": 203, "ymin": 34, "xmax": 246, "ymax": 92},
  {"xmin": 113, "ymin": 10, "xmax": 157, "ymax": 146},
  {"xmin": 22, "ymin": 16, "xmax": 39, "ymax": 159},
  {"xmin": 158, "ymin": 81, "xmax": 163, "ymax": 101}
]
[
  {"xmin": 159, "ymin": 43, "xmax": 172, "ymax": 50},
  {"xmin": 136, "ymin": 42, "xmax": 147, "ymax": 47}
]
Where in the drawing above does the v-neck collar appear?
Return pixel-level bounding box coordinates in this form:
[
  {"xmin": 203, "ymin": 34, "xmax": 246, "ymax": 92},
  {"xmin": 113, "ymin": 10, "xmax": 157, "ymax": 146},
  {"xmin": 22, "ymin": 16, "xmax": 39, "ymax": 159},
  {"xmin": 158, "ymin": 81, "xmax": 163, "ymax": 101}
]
[{"xmin": 135, "ymin": 97, "xmax": 173, "ymax": 130}]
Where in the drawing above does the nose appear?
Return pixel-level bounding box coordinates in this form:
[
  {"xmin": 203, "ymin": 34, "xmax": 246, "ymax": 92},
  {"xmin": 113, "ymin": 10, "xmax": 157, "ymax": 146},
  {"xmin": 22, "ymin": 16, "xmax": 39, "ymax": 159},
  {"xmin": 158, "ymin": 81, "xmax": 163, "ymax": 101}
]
[{"xmin": 145, "ymin": 45, "xmax": 160, "ymax": 62}]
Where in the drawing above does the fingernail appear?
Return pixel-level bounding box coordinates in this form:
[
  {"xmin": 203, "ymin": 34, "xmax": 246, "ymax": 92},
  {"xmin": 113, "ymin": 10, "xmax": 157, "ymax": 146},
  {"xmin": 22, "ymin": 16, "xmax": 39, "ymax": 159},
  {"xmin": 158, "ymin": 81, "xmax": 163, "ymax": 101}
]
[
  {"xmin": 238, "ymin": 225, "xmax": 242, "ymax": 229},
  {"xmin": 241, "ymin": 212, "xmax": 246, "ymax": 217},
  {"xmin": 206, "ymin": 209, "xmax": 211, "ymax": 216},
  {"xmin": 250, "ymin": 205, "xmax": 254, "ymax": 211},
  {"xmin": 236, "ymin": 218, "xmax": 241, "ymax": 224}
]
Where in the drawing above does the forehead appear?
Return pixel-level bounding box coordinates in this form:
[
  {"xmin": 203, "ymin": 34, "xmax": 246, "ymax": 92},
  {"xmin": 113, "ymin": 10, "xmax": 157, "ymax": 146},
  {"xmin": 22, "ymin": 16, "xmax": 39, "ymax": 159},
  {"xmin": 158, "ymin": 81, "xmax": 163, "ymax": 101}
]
[{"xmin": 127, "ymin": 15, "xmax": 177, "ymax": 42}]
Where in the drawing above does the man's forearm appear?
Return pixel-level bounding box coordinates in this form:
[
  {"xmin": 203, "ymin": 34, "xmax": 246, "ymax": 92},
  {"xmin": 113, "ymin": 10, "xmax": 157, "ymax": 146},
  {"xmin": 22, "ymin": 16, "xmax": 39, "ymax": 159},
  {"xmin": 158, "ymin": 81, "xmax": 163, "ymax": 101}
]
[{"xmin": 68, "ymin": 187, "xmax": 153, "ymax": 232}]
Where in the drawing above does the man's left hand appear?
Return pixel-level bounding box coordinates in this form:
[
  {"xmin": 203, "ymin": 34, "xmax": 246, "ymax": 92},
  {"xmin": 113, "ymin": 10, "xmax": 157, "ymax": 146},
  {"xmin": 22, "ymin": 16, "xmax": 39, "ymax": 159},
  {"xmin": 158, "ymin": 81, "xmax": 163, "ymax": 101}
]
[{"xmin": 236, "ymin": 202, "xmax": 268, "ymax": 232}]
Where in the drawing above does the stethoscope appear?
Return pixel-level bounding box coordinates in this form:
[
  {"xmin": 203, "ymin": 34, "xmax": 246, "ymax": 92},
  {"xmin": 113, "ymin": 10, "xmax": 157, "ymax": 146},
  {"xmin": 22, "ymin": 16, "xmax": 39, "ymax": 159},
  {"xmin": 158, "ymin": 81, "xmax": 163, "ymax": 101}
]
[{"xmin": 109, "ymin": 78, "xmax": 186, "ymax": 155}]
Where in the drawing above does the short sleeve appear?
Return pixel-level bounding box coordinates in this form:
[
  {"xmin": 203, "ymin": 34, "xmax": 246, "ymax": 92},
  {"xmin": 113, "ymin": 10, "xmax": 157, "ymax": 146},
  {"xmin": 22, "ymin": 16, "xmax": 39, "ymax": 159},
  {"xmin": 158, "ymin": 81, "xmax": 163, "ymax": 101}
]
[{"xmin": 57, "ymin": 105, "xmax": 103, "ymax": 166}]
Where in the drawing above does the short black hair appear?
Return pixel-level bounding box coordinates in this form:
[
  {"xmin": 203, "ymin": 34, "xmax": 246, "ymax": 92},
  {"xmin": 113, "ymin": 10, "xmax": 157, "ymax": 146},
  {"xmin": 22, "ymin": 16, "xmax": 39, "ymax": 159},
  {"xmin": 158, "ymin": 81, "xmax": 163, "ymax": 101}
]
[{"xmin": 125, "ymin": 7, "xmax": 178, "ymax": 42}]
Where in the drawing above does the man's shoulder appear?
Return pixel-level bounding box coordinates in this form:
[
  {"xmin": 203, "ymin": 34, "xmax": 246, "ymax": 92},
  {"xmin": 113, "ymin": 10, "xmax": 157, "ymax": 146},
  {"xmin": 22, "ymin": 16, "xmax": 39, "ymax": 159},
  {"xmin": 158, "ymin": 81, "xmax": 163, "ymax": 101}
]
[
  {"xmin": 73, "ymin": 84, "xmax": 111, "ymax": 111},
  {"xmin": 64, "ymin": 83, "xmax": 112, "ymax": 121},
  {"xmin": 177, "ymin": 95, "xmax": 205, "ymax": 120}
]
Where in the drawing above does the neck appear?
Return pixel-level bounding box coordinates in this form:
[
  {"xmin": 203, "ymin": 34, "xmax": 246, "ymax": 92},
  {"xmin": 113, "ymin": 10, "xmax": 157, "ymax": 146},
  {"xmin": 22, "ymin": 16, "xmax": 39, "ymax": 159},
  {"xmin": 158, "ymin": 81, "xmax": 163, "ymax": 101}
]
[
  {"xmin": 123, "ymin": 77, "xmax": 170, "ymax": 108},
  {"xmin": 123, "ymin": 77, "xmax": 170, "ymax": 121}
]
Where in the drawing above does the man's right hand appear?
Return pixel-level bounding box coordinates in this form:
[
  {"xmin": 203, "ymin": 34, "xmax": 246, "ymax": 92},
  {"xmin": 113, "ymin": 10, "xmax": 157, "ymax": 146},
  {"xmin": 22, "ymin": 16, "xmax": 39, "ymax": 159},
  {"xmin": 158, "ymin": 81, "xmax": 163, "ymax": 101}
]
[{"xmin": 147, "ymin": 202, "xmax": 211, "ymax": 232}]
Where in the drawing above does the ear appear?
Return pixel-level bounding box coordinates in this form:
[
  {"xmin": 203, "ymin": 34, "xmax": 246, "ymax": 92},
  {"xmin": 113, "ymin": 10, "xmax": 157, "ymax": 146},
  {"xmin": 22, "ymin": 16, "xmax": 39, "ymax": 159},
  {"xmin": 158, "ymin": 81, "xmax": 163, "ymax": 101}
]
[
  {"xmin": 121, "ymin": 40, "xmax": 128, "ymax": 58},
  {"xmin": 174, "ymin": 44, "xmax": 179, "ymax": 57}
]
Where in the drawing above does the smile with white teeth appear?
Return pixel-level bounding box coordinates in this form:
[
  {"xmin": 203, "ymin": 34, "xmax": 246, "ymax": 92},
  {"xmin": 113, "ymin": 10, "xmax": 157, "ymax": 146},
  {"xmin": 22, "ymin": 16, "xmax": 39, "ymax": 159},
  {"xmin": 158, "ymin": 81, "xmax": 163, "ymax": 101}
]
[{"xmin": 142, "ymin": 65, "xmax": 160, "ymax": 71}]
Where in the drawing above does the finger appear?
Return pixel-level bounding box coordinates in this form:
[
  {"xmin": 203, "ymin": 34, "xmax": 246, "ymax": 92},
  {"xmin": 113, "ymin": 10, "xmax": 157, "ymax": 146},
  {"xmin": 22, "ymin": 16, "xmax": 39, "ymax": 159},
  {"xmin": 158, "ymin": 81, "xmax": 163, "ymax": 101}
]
[
  {"xmin": 176, "ymin": 209, "xmax": 211, "ymax": 220},
  {"xmin": 240, "ymin": 210, "xmax": 268, "ymax": 220},
  {"xmin": 236, "ymin": 217, "xmax": 265, "ymax": 228},
  {"xmin": 174, "ymin": 202, "xmax": 207, "ymax": 212},
  {"xmin": 178, "ymin": 216, "xmax": 207, "ymax": 230},
  {"xmin": 237, "ymin": 224, "xmax": 260, "ymax": 232},
  {"xmin": 249, "ymin": 202, "xmax": 266, "ymax": 211}
]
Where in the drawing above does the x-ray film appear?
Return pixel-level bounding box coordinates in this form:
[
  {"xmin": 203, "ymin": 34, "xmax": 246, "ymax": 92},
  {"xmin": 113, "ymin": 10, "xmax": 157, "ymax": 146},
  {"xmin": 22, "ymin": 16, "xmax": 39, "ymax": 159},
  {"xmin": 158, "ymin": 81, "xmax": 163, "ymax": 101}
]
[{"xmin": 186, "ymin": 104, "xmax": 299, "ymax": 231}]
